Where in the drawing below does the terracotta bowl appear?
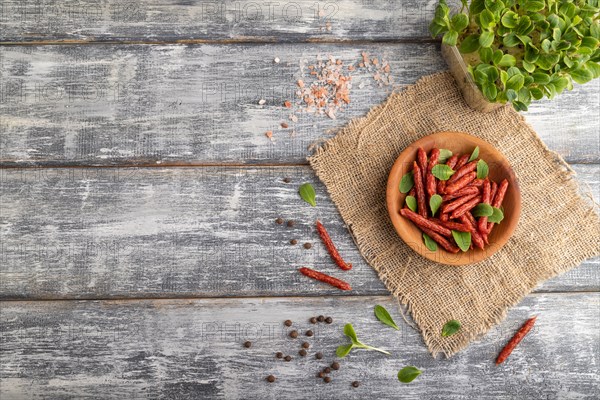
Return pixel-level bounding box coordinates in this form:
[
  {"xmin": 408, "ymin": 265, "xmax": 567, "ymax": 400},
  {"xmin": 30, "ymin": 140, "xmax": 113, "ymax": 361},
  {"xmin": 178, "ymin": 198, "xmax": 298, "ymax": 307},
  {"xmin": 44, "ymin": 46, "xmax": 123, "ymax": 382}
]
[{"xmin": 386, "ymin": 131, "xmax": 521, "ymax": 266}]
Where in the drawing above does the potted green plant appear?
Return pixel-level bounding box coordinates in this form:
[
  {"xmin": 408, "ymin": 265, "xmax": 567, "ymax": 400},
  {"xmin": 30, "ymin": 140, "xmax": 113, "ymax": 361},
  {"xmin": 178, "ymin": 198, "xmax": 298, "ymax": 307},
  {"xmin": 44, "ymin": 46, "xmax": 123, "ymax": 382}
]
[{"xmin": 429, "ymin": 0, "xmax": 600, "ymax": 112}]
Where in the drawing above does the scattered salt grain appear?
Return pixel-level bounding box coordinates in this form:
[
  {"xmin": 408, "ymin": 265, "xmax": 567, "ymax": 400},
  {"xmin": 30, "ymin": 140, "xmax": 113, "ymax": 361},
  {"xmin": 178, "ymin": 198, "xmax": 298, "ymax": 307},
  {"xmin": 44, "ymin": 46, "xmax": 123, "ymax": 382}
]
[
  {"xmin": 283, "ymin": 51, "xmax": 394, "ymax": 121},
  {"xmin": 274, "ymin": 57, "xmax": 280, "ymax": 63},
  {"xmin": 258, "ymin": 99, "xmax": 266, "ymax": 105}
]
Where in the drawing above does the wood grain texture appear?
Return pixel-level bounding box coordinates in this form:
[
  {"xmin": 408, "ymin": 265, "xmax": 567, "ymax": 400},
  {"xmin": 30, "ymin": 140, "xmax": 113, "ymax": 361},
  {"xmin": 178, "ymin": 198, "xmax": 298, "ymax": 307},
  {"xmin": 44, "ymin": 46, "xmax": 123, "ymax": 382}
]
[
  {"xmin": 0, "ymin": 0, "xmax": 439, "ymax": 43},
  {"xmin": 1, "ymin": 294, "xmax": 598, "ymax": 399},
  {"xmin": 1, "ymin": 165, "xmax": 598, "ymax": 300},
  {"xmin": 1, "ymin": 43, "xmax": 598, "ymax": 167}
]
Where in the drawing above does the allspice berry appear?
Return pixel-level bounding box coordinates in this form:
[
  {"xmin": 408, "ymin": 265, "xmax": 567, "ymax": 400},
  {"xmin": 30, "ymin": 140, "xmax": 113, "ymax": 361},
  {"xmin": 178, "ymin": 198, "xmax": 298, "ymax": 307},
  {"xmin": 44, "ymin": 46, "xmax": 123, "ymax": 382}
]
[
  {"xmin": 317, "ymin": 315, "xmax": 325, "ymax": 322},
  {"xmin": 284, "ymin": 320, "xmax": 293, "ymax": 327},
  {"xmin": 303, "ymin": 242, "xmax": 312, "ymax": 249},
  {"xmin": 299, "ymin": 349, "xmax": 307, "ymax": 357},
  {"xmin": 290, "ymin": 239, "xmax": 298, "ymax": 245},
  {"xmin": 276, "ymin": 352, "xmax": 283, "ymax": 359},
  {"xmin": 284, "ymin": 355, "xmax": 292, "ymax": 362},
  {"xmin": 287, "ymin": 220, "xmax": 295, "ymax": 227},
  {"xmin": 275, "ymin": 218, "xmax": 283, "ymax": 224},
  {"xmin": 323, "ymin": 367, "xmax": 331, "ymax": 374},
  {"xmin": 352, "ymin": 381, "xmax": 360, "ymax": 388},
  {"xmin": 315, "ymin": 352, "xmax": 323, "ymax": 360},
  {"xmin": 302, "ymin": 342, "xmax": 310, "ymax": 349},
  {"xmin": 331, "ymin": 362, "xmax": 340, "ymax": 370},
  {"xmin": 317, "ymin": 372, "xmax": 325, "ymax": 378},
  {"xmin": 266, "ymin": 375, "xmax": 276, "ymax": 383},
  {"xmin": 324, "ymin": 376, "xmax": 332, "ymax": 383},
  {"xmin": 305, "ymin": 330, "xmax": 314, "ymax": 337},
  {"xmin": 289, "ymin": 330, "xmax": 298, "ymax": 338},
  {"xmin": 325, "ymin": 317, "xmax": 333, "ymax": 324},
  {"xmin": 309, "ymin": 317, "xmax": 317, "ymax": 324},
  {"xmin": 244, "ymin": 341, "xmax": 252, "ymax": 348}
]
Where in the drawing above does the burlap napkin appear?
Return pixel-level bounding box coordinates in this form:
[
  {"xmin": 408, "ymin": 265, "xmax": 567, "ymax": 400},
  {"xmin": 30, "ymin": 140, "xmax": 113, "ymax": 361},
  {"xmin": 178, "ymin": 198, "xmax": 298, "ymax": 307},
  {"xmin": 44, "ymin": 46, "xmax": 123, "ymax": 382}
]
[{"xmin": 308, "ymin": 72, "xmax": 600, "ymax": 357}]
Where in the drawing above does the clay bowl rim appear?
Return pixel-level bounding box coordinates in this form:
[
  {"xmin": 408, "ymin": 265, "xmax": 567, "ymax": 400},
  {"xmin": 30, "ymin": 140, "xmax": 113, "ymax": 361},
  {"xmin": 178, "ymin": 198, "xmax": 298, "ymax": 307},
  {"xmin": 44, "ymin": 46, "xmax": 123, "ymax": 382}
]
[{"xmin": 386, "ymin": 131, "xmax": 521, "ymax": 266}]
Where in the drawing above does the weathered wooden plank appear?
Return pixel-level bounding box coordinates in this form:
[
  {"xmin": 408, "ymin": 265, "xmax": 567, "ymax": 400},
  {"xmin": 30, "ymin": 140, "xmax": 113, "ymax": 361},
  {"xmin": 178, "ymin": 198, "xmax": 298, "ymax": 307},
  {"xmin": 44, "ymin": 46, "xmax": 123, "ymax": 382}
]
[
  {"xmin": 1, "ymin": 294, "xmax": 598, "ymax": 399},
  {"xmin": 0, "ymin": 0, "xmax": 440, "ymax": 43},
  {"xmin": 1, "ymin": 164, "xmax": 597, "ymax": 300},
  {"xmin": 1, "ymin": 43, "xmax": 598, "ymax": 167}
]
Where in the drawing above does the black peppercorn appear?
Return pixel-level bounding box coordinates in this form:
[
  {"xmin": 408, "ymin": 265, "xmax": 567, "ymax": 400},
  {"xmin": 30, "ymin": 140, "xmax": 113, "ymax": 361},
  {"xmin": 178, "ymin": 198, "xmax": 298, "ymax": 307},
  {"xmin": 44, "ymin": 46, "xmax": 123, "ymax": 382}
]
[
  {"xmin": 305, "ymin": 330, "xmax": 313, "ymax": 337},
  {"xmin": 315, "ymin": 352, "xmax": 323, "ymax": 360},
  {"xmin": 289, "ymin": 330, "xmax": 298, "ymax": 338},
  {"xmin": 276, "ymin": 352, "xmax": 283, "ymax": 359},
  {"xmin": 309, "ymin": 317, "xmax": 317, "ymax": 324},
  {"xmin": 244, "ymin": 341, "xmax": 252, "ymax": 348},
  {"xmin": 331, "ymin": 362, "xmax": 340, "ymax": 370},
  {"xmin": 299, "ymin": 349, "xmax": 307, "ymax": 357},
  {"xmin": 275, "ymin": 218, "xmax": 283, "ymax": 224},
  {"xmin": 303, "ymin": 242, "xmax": 312, "ymax": 249},
  {"xmin": 266, "ymin": 375, "xmax": 276, "ymax": 383},
  {"xmin": 325, "ymin": 317, "xmax": 333, "ymax": 324},
  {"xmin": 324, "ymin": 376, "xmax": 332, "ymax": 383},
  {"xmin": 302, "ymin": 342, "xmax": 310, "ymax": 349},
  {"xmin": 317, "ymin": 315, "xmax": 325, "ymax": 322},
  {"xmin": 284, "ymin": 355, "xmax": 292, "ymax": 362},
  {"xmin": 284, "ymin": 320, "xmax": 293, "ymax": 327},
  {"xmin": 352, "ymin": 381, "xmax": 360, "ymax": 388}
]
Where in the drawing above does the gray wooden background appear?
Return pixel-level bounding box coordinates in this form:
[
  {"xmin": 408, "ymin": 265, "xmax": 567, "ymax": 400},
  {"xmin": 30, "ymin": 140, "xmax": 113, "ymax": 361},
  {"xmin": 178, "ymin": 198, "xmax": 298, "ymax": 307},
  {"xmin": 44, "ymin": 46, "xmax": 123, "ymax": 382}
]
[{"xmin": 1, "ymin": 1, "xmax": 598, "ymax": 399}]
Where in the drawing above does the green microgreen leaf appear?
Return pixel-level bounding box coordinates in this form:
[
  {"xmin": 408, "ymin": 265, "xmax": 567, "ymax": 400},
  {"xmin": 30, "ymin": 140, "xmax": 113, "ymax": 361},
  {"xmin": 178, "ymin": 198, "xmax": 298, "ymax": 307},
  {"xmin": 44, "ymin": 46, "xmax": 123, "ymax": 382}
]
[
  {"xmin": 472, "ymin": 203, "xmax": 494, "ymax": 217},
  {"xmin": 423, "ymin": 233, "xmax": 438, "ymax": 252},
  {"xmin": 298, "ymin": 183, "xmax": 317, "ymax": 207},
  {"xmin": 523, "ymin": 1, "xmax": 545, "ymax": 13},
  {"xmin": 398, "ymin": 366, "xmax": 422, "ymax": 383},
  {"xmin": 476, "ymin": 159, "xmax": 489, "ymax": 179},
  {"xmin": 459, "ymin": 34, "xmax": 480, "ymax": 53},
  {"xmin": 482, "ymin": 82, "xmax": 498, "ymax": 101},
  {"xmin": 452, "ymin": 230, "xmax": 471, "ymax": 252},
  {"xmin": 468, "ymin": 146, "xmax": 480, "ymax": 162},
  {"xmin": 571, "ymin": 65, "xmax": 594, "ymax": 84},
  {"xmin": 344, "ymin": 323, "xmax": 358, "ymax": 343},
  {"xmin": 431, "ymin": 164, "xmax": 455, "ymax": 181},
  {"xmin": 438, "ymin": 149, "xmax": 453, "ymax": 163},
  {"xmin": 399, "ymin": 172, "xmax": 414, "ymax": 194},
  {"xmin": 501, "ymin": 11, "xmax": 518, "ymax": 28},
  {"xmin": 479, "ymin": 30, "xmax": 494, "ymax": 47},
  {"xmin": 429, "ymin": 194, "xmax": 443, "ymax": 216},
  {"xmin": 498, "ymin": 54, "xmax": 516, "ymax": 67},
  {"xmin": 336, "ymin": 343, "xmax": 354, "ymax": 358},
  {"xmin": 442, "ymin": 30, "xmax": 459, "ymax": 46},
  {"xmin": 487, "ymin": 207, "xmax": 505, "ymax": 224},
  {"xmin": 405, "ymin": 196, "xmax": 417, "ymax": 212},
  {"xmin": 451, "ymin": 13, "xmax": 469, "ymax": 32},
  {"xmin": 441, "ymin": 320, "xmax": 461, "ymax": 337},
  {"xmin": 374, "ymin": 305, "xmax": 400, "ymax": 331},
  {"xmin": 479, "ymin": 9, "xmax": 496, "ymax": 30}
]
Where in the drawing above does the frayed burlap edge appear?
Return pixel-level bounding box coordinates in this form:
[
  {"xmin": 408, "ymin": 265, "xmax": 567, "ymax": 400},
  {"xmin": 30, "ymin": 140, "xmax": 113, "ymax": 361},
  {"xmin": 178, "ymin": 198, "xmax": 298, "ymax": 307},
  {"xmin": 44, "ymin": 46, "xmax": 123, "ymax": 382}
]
[{"xmin": 308, "ymin": 72, "xmax": 600, "ymax": 357}]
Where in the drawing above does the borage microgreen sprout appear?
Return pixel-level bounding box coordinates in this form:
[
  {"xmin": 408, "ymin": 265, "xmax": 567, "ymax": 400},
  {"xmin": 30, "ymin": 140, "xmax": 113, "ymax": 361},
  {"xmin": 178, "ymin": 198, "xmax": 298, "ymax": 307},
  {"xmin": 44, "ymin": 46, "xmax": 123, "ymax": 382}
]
[{"xmin": 336, "ymin": 323, "xmax": 391, "ymax": 357}]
